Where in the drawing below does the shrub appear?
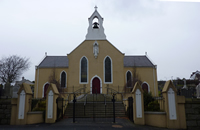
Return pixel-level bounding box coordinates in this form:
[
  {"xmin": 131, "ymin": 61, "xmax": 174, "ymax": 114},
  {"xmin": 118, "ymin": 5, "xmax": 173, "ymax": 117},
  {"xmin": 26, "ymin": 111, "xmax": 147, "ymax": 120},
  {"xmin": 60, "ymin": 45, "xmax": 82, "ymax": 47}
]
[
  {"xmin": 147, "ymin": 100, "xmax": 160, "ymax": 111},
  {"xmin": 143, "ymin": 91, "xmax": 154, "ymax": 111},
  {"xmin": 32, "ymin": 100, "xmax": 46, "ymax": 121},
  {"xmin": 143, "ymin": 91, "xmax": 161, "ymax": 111},
  {"xmin": 32, "ymin": 100, "xmax": 46, "ymax": 111}
]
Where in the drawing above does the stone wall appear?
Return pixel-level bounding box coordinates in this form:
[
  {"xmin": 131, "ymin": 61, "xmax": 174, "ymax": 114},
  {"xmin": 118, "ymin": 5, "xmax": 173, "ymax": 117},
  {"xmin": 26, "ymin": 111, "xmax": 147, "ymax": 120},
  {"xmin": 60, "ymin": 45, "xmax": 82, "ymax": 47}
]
[
  {"xmin": 0, "ymin": 99, "xmax": 11, "ymax": 125},
  {"xmin": 185, "ymin": 100, "xmax": 200, "ymax": 130}
]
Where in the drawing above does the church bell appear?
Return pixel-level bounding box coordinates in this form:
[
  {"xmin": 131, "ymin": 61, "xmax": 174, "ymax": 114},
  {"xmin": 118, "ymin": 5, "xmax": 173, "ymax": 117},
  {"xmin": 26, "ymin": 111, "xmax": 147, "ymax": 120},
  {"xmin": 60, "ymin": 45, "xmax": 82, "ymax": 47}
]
[{"xmin": 93, "ymin": 22, "xmax": 99, "ymax": 29}]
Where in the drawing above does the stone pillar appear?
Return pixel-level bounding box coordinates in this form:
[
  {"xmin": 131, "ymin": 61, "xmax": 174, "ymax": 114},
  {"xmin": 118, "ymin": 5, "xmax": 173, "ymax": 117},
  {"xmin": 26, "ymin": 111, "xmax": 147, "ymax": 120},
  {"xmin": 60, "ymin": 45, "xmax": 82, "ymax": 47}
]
[
  {"xmin": 132, "ymin": 82, "xmax": 145, "ymax": 125},
  {"xmin": 162, "ymin": 80, "xmax": 180, "ymax": 129},
  {"xmin": 15, "ymin": 83, "xmax": 33, "ymax": 125},
  {"xmin": 0, "ymin": 99, "xmax": 11, "ymax": 125},
  {"xmin": 45, "ymin": 84, "xmax": 59, "ymax": 123},
  {"xmin": 10, "ymin": 98, "xmax": 17, "ymax": 125}
]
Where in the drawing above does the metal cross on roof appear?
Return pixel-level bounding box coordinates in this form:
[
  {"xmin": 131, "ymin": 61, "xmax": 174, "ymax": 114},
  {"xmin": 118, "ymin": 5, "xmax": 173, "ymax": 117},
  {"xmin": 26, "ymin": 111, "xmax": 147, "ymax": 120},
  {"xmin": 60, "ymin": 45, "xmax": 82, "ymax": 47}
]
[{"xmin": 94, "ymin": 5, "xmax": 98, "ymax": 10}]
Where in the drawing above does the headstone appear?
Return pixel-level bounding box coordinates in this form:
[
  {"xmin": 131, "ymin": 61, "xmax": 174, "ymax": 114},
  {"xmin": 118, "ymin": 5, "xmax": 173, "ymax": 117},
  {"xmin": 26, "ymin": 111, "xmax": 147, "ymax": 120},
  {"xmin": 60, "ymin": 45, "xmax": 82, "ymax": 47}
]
[
  {"xmin": 4, "ymin": 83, "xmax": 11, "ymax": 97},
  {"xmin": 182, "ymin": 79, "xmax": 187, "ymax": 89},
  {"xmin": 196, "ymin": 83, "xmax": 200, "ymax": 99},
  {"xmin": 12, "ymin": 85, "xmax": 20, "ymax": 98}
]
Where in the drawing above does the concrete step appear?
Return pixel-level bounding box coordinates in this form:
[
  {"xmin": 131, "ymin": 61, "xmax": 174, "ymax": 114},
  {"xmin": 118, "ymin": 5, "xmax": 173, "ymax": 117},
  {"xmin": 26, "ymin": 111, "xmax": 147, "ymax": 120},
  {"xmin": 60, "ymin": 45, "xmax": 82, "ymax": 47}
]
[
  {"xmin": 65, "ymin": 102, "xmax": 126, "ymax": 118},
  {"xmin": 75, "ymin": 94, "xmax": 121, "ymax": 102}
]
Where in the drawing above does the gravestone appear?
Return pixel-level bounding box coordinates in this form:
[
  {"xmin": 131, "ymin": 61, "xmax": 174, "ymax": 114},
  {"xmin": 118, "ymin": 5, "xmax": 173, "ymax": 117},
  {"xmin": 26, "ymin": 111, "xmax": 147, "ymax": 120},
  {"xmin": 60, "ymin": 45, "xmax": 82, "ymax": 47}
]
[
  {"xmin": 12, "ymin": 85, "xmax": 20, "ymax": 98},
  {"xmin": 196, "ymin": 83, "xmax": 200, "ymax": 99},
  {"xmin": 182, "ymin": 79, "xmax": 187, "ymax": 89}
]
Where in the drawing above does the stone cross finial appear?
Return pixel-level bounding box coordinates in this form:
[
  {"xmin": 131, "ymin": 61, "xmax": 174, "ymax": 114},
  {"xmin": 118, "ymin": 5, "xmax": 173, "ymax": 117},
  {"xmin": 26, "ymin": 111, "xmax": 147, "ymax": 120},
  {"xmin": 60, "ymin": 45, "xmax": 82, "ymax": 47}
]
[{"xmin": 94, "ymin": 5, "xmax": 98, "ymax": 10}]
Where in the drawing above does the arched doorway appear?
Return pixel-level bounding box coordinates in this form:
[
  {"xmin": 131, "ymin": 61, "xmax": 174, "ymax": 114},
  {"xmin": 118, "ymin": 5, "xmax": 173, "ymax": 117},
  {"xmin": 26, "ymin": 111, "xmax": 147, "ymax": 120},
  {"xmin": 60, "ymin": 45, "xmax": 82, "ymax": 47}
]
[
  {"xmin": 92, "ymin": 77, "xmax": 100, "ymax": 94},
  {"xmin": 43, "ymin": 83, "xmax": 49, "ymax": 98},
  {"xmin": 142, "ymin": 82, "xmax": 149, "ymax": 93}
]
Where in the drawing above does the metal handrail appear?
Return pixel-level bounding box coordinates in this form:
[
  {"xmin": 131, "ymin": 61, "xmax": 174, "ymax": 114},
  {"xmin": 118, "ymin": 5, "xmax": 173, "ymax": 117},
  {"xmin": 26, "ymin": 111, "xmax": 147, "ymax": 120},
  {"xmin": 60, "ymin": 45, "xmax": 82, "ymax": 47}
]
[
  {"xmin": 104, "ymin": 94, "xmax": 106, "ymax": 106},
  {"xmin": 105, "ymin": 87, "xmax": 121, "ymax": 94},
  {"xmin": 84, "ymin": 94, "xmax": 87, "ymax": 106},
  {"xmin": 73, "ymin": 86, "xmax": 86, "ymax": 94}
]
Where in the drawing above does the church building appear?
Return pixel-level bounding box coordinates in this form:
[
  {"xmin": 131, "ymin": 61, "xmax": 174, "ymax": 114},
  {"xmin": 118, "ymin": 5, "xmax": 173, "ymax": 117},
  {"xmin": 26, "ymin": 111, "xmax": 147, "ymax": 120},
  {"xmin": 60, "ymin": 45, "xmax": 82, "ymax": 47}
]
[{"xmin": 34, "ymin": 7, "xmax": 158, "ymax": 98}]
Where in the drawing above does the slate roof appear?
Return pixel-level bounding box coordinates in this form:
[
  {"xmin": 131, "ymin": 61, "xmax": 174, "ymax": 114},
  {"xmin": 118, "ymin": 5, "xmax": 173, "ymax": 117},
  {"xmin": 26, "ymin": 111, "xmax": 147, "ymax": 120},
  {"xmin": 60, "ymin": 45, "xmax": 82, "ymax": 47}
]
[
  {"xmin": 37, "ymin": 55, "xmax": 154, "ymax": 68},
  {"xmin": 123, "ymin": 56, "xmax": 155, "ymax": 67},
  {"xmin": 38, "ymin": 56, "xmax": 69, "ymax": 68}
]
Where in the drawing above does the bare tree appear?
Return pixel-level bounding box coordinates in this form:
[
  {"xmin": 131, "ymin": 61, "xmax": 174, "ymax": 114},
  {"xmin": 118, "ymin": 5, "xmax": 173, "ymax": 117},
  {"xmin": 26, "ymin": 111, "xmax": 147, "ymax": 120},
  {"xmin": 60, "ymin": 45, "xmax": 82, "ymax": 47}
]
[
  {"xmin": 124, "ymin": 63, "xmax": 142, "ymax": 93},
  {"xmin": 48, "ymin": 67, "xmax": 60, "ymax": 87},
  {"xmin": 0, "ymin": 55, "xmax": 30, "ymax": 84},
  {"xmin": 48, "ymin": 67, "xmax": 63, "ymax": 95}
]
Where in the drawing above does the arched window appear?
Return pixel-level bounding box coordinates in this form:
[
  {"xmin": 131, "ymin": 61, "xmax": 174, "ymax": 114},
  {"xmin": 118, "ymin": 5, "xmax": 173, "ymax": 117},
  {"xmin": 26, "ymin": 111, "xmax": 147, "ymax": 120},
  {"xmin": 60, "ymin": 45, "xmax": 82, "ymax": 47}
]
[
  {"xmin": 60, "ymin": 71, "xmax": 66, "ymax": 88},
  {"xmin": 126, "ymin": 71, "xmax": 132, "ymax": 87},
  {"xmin": 104, "ymin": 56, "xmax": 112, "ymax": 83},
  {"xmin": 142, "ymin": 82, "xmax": 150, "ymax": 93},
  {"xmin": 80, "ymin": 57, "xmax": 88, "ymax": 83}
]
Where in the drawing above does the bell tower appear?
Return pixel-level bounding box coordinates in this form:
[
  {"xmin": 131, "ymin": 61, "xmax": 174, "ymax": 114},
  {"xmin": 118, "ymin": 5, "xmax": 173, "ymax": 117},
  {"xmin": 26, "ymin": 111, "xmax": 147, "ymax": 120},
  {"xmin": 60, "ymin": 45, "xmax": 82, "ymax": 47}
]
[{"xmin": 86, "ymin": 6, "xmax": 106, "ymax": 40}]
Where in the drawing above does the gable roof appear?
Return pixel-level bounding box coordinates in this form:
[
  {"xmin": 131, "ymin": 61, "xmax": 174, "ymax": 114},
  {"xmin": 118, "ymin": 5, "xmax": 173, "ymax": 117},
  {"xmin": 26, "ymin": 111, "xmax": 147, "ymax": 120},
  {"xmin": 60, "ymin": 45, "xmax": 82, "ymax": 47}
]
[
  {"xmin": 37, "ymin": 55, "xmax": 155, "ymax": 68},
  {"xmin": 124, "ymin": 55, "xmax": 155, "ymax": 67},
  {"xmin": 37, "ymin": 56, "xmax": 68, "ymax": 68},
  {"xmin": 89, "ymin": 10, "xmax": 103, "ymax": 20}
]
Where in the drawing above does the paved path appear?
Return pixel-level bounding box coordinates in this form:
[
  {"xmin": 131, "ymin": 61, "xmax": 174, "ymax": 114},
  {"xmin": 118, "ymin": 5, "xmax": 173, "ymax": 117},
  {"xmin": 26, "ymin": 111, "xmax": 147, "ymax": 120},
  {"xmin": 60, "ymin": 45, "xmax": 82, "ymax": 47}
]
[{"xmin": 0, "ymin": 118, "xmax": 178, "ymax": 130}]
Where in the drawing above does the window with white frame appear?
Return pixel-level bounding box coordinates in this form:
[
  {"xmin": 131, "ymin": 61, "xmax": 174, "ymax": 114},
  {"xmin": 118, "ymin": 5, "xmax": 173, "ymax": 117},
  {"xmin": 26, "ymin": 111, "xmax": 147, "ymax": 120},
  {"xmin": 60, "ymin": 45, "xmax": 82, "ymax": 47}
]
[
  {"xmin": 104, "ymin": 56, "xmax": 112, "ymax": 83},
  {"xmin": 61, "ymin": 71, "xmax": 66, "ymax": 88},
  {"xmin": 80, "ymin": 57, "xmax": 88, "ymax": 83},
  {"xmin": 43, "ymin": 83, "xmax": 50, "ymax": 98},
  {"xmin": 142, "ymin": 82, "xmax": 149, "ymax": 93},
  {"xmin": 126, "ymin": 71, "xmax": 132, "ymax": 87}
]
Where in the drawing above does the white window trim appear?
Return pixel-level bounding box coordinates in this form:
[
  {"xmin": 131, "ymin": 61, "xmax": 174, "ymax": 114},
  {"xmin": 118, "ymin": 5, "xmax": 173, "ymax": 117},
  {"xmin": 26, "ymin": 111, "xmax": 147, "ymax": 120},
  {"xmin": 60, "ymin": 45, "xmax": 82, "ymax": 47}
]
[
  {"xmin": 60, "ymin": 70, "xmax": 67, "ymax": 88},
  {"xmin": 126, "ymin": 70, "xmax": 133, "ymax": 88},
  {"xmin": 141, "ymin": 81, "xmax": 150, "ymax": 93},
  {"xmin": 42, "ymin": 82, "xmax": 49, "ymax": 98},
  {"xmin": 79, "ymin": 56, "xmax": 89, "ymax": 84},
  {"xmin": 103, "ymin": 56, "xmax": 113, "ymax": 84},
  {"xmin": 90, "ymin": 75, "xmax": 102, "ymax": 94}
]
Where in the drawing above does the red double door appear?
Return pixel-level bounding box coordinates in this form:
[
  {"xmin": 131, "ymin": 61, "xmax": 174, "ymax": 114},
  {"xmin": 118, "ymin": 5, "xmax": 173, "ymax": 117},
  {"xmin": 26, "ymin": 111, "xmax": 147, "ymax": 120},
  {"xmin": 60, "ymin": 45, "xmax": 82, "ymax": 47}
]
[{"xmin": 92, "ymin": 77, "xmax": 100, "ymax": 94}]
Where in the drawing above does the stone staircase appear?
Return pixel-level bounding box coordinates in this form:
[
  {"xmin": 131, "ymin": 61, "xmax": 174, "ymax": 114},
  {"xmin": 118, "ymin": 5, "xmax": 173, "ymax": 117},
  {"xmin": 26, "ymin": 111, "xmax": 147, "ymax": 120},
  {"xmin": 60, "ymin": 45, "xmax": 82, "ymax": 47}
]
[{"xmin": 65, "ymin": 94, "xmax": 126, "ymax": 118}]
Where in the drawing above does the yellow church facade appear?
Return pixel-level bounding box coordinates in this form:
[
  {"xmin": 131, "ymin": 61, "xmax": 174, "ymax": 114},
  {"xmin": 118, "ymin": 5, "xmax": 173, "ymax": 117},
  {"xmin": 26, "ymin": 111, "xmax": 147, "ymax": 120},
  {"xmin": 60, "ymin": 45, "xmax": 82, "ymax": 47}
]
[{"xmin": 34, "ymin": 8, "xmax": 158, "ymax": 98}]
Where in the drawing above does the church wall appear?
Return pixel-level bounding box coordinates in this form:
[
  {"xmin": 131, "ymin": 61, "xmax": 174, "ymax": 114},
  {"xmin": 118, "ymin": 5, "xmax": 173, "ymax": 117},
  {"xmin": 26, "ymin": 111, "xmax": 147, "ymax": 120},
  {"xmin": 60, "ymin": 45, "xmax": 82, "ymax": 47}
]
[
  {"xmin": 124, "ymin": 67, "xmax": 158, "ymax": 96},
  {"xmin": 34, "ymin": 68, "xmax": 68, "ymax": 98},
  {"xmin": 67, "ymin": 40, "xmax": 124, "ymax": 94}
]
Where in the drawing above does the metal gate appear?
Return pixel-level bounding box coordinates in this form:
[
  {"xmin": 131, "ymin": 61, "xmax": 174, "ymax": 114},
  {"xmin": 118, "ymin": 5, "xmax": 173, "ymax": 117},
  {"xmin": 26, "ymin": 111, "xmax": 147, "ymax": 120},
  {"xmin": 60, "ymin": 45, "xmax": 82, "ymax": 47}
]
[
  {"xmin": 56, "ymin": 97, "xmax": 64, "ymax": 121},
  {"xmin": 71, "ymin": 93, "xmax": 117, "ymax": 123},
  {"xmin": 127, "ymin": 97, "xmax": 133, "ymax": 122}
]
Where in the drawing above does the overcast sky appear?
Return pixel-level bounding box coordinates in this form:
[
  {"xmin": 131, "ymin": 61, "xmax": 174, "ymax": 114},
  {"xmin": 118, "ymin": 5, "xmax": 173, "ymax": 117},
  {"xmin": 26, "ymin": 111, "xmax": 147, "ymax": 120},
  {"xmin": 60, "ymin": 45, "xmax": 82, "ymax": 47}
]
[{"xmin": 0, "ymin": 0, "xmax": 200, "ymax": 82}]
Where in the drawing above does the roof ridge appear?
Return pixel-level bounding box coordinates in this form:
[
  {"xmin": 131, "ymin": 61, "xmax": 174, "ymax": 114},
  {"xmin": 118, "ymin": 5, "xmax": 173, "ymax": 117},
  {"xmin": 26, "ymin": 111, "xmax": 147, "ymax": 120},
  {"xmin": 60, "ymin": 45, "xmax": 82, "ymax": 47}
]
[
  {"xmin": 46, "ymin": 55, "xmax": 68, "ymax": 57},
  {"xmin": 124, "ymin": 55, "xmax": 146, "ymax": 57},
  {"xmin": 37, "ymin": 56, "xmax": 69, "ymax": 68},
  {"xmin": 124, "ymin": 55, "xmax": 155, "ymax": 67}
]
